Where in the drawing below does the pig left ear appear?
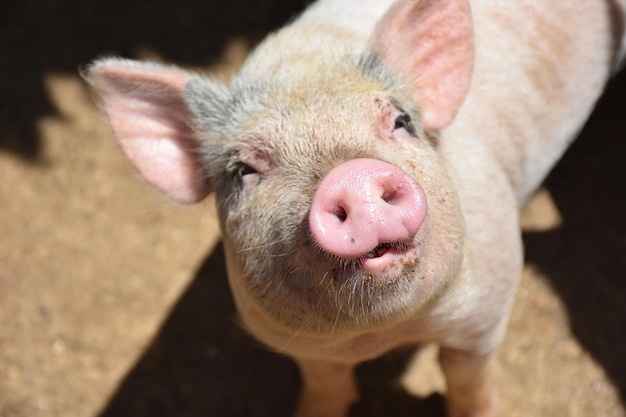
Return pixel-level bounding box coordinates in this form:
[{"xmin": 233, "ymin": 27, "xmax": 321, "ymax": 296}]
[
  {"xmin": 84, "ymin": 59, "xmax": 211, "ymax": 204},
  {"xmin": 371, "ymin": 0, "xmax": 474, "ymax": 131}
]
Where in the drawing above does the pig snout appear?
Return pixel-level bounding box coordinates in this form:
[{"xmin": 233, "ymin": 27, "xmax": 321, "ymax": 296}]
[{"xmin": 309, "ymin": 158, "xmax": 427, "ymax": 264}]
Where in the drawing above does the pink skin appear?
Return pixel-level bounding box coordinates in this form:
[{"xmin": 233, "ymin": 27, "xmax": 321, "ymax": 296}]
[{"xmin": 309, "ymin": 158, "xmax": 427, "ymax": 272}]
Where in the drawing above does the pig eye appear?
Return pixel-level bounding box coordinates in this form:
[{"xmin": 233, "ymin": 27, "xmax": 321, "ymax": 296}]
[
  {"xmin": 236, "ymin": 162, "xmax": 257, "ymax": 177},
  {"xmin": 232, "ymin": 161, "xmax": 260, "ymax": 188},
  {"xmin": 394, "ymin": 111, "xmax": 416, "ymax": 136}
]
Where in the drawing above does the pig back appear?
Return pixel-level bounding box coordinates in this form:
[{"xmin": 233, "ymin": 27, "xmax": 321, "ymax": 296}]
[{"xmin": 446, "ymin": 0, "xmax": 623, "ymax": 204}]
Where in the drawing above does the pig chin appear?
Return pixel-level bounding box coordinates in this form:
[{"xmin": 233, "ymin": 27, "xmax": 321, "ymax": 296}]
[
  {"xmin": 273, "ymin": 245, "xmax": 428, "ymax": 331},
  {"xmin": 256, "ymin": 232, "xmax": 433, "ymax": 331}
]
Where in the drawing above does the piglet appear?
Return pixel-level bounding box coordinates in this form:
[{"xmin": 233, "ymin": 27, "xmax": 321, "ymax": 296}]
[{"xmin": 84, "ymin": 0, "xmax": 626, "ymax": 416}]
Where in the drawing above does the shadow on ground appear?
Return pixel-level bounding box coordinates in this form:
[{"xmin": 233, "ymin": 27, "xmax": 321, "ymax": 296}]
[
  {"xmin": 97, "ymin": 244, "xmax": 303, "ymax": 417},
  {"xmin": 1, "ymin": 0, "xmax": 307, "ymax": 161}
]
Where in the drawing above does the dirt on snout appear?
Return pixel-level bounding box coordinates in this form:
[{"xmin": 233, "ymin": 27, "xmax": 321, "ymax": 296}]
[{"xmin": 1, "ymin": 1, "xmax": 625, "ymax": 416}]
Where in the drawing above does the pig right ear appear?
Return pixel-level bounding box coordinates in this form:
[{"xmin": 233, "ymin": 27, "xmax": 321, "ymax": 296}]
[
  {"xmin": 371, "ymin": 0, "xmax": 474, "ymax": 132},
  {"xmin": 84, "ymin": 58, "xmax": 210, "ymax": 204}
]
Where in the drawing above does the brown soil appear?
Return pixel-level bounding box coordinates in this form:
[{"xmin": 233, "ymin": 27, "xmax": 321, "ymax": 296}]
[{"xmin": 1, "ymin": 1, "xmax": 625, "ymax": 416}]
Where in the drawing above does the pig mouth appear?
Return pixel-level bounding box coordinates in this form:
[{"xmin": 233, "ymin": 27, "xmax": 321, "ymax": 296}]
[
  {"xmin": 364, "ymin": 242, "xmax": 409, "ymax": 259},
  {"xmin": 300, "ymin": 221, "xmax": 420, "ymax": 284},
  {"xmin": 309, "ymin": 241, "xmax": 419, "ymax": 287},
  {"xmin": 358, "ymin": 241, "xmax": 418, "ymax": 277}
]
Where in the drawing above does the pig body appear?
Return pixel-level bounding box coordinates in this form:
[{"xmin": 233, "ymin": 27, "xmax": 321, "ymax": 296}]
[{"xmin": 85, "ymin": 1, "xmax": 626, "ymax": 416}]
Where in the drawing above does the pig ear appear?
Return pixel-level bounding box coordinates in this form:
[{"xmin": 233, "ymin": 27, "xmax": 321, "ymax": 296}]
[
  {"xmin": 372, "ymin": 0, "xmax": 474, "ymax": 131},
  {"xmin": 84, "ymin": 58, "xmax": 210, "ymax": 204}
]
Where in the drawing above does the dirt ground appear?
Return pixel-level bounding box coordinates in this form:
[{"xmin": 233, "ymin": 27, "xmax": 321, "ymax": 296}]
[{"xmin": 1, "ymin": 1, "xmax": 626, "ymax": 416}]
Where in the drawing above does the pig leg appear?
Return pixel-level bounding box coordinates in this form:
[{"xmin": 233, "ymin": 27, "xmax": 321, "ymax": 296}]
[
  {"xmin": 439, "ymin": 347, "xmax": 500, "ymax": 417},
  {"xmin": 295, "ymin": 360, "xmax": 358, "ymax": 417}
]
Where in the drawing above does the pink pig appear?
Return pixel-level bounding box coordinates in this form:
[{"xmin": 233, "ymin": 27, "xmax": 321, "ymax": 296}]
[{"xmin": 84, "ymin": 0, "xmax": 626, "ymax": 416}]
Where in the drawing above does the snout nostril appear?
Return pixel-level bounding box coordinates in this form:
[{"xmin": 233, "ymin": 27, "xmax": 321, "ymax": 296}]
[
  {"xmin": 381, "ymin": 188, "xmax": 402, "ymax": 205},
  {"xmin": 332, "ymin": 205, "xmax": 348, "ymax": 222}
]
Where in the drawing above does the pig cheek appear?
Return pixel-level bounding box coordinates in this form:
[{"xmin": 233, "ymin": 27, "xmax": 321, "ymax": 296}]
[
  {"xmin": 418, "ymin": 179, "xmax": 465, "ymax": 291},
  {"xmin": 222, "ymin": 194, "xmax": 299, "ymax": 286},
  {"xmin": 222, "ymin": 221, "xmax": 286, "ymax": 313},
  {"xmin": 391, "ymin": 145, "xmax": 466, "ymax": 287},
  {"xmin": 224, "ymin": 214, "xmax": 277, "ymax": 277}
]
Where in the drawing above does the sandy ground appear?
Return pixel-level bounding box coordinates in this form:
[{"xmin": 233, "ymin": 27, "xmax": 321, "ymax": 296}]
[{"xmin": 1, "ymin": 1, "xmax": 626, "ymax": 416}]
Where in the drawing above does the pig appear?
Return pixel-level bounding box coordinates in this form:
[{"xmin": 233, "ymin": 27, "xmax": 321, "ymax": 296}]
[{"xmin": 83, "ymin": 0, "xmax": 626, "ymax": 416}]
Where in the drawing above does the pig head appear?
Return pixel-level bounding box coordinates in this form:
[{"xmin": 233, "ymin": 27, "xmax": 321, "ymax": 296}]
[{"xmin": 84, "ymin": 0, "xmax": 625, "ymax": 416}]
